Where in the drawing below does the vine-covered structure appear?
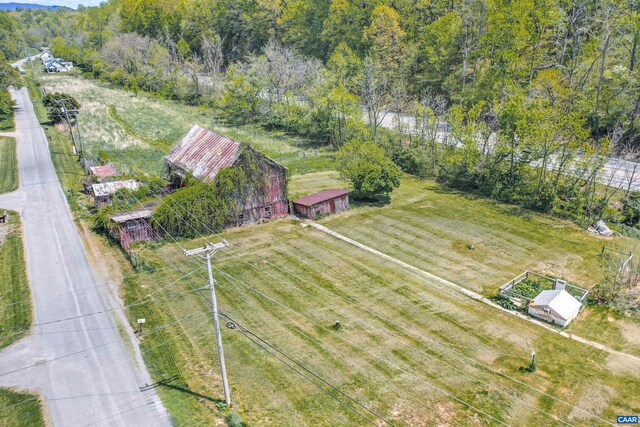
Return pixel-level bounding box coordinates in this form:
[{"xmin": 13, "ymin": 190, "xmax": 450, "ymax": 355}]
[{"xmin": 165, "ymin": 125, "xmax": 288, "ymax": 225}]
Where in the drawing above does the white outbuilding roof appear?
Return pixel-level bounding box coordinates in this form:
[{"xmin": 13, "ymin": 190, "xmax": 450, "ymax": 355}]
[
  {"xmin": 91, "ymin": 179, "xmax": 140, "ymax": 197},
  {"xmin": 531, "ymin": 289, "xmax": 582, "ymax": 321}
]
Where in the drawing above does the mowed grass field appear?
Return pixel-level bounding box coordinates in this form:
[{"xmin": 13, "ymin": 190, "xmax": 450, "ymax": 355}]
[
  {"xmin": 39, "ymin": 71, "xmax": 335, "ymax": 176},
  {"xmin": 297, "ymin": 172, "xmax": 640, "ymax": 356},
  {"xmin": 126, "ymin": 210, "xmax": 640, "ymax": 426},
  {"xmin": 0, "ymin": 137, "xmax": 18, "ymax": 194}
]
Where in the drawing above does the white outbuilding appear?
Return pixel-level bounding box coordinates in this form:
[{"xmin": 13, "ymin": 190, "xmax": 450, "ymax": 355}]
[{"xmin": 528, "ymin": 289, "xmax": 582, "ymax": 327}]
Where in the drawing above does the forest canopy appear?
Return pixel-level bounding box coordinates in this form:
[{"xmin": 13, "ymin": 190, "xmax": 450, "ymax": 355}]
[{"xmin": 3, "ymin": 0, "xmax": 640, "ymax": 220}]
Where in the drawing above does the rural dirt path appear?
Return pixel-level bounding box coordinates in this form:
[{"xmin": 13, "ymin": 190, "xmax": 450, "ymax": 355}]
[
  {"xmin": 309, "ymin": 222, "xmax": 640, "ymax": 363},
  {"xmin": 0, "ymin": 87, "xmax": 170, "ymax": 426}
]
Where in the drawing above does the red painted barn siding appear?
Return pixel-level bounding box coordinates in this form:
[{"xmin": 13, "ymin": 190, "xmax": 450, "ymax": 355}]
[
  {"xmin": 293, "ymin": 194, "xmax": 349, "ymax": 219},
  {"xmin": 239, "ymin": 169, "xmax": 288, "ymax": 224},
  {"xmin": 117, "ymin": 220, "xmax": 157, "ymax": 253}
]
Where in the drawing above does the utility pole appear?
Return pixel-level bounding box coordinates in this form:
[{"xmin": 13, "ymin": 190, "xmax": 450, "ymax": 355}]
[
  {"xmin": 73, "ymin": 112, "xmax": 88, "ymax": 174},
  {"xmin": 56, "ymin": 99, "xmax": 88, "ymax": 174},
  {"xmin": 184, "ymin": 240, "xmax": 231, "ymax": 406},
  {"xmin": 57, "ymin": 102, "xmax": 77, "ymax": 152}
]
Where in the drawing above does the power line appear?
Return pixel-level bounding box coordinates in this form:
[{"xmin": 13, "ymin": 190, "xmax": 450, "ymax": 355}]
[
  {"xmin": 0, "ymin": 312, "xmax": 214, "ymax": 413},
  {"xmin": 113, "ymin": 187, "xmax": 607, "ymax": 424},
  {"xmin": 214, "ymin": 267, "xmax": 576, "ymax": 426},
  {"xmin": 220, "ymin": 312, "xmax": 397, "ymax": 427},
  {"xmin": 0, "ymin": 287, "xmax": 208, "ymax": 341},
  {"xmin": 118, "ymin": 189, "xmax": 589, "ymax": 424}
]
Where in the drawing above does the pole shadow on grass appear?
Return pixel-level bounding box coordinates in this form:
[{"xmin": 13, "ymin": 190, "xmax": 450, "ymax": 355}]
[{"xmin": 147, "ymin": 376, "xmax": 225, "ymax": 405}]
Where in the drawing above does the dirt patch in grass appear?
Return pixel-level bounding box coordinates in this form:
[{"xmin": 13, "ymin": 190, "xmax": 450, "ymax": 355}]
[
  {"xmin": 619, "ymin": 320, "xmax": 640, "ymax": 347},
  {"xmin": 568, "ymin": 384, "xmax": 614, "ymax": 421}
]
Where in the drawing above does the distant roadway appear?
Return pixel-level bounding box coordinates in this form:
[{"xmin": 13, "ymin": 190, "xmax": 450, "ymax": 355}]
[
  {"xmin": 376, "ymin": 110, "xmax": 640, "ymax": 192},
  {"xmin": 0, "ymin": 87, "xmax": 170, "ymax": 425}
]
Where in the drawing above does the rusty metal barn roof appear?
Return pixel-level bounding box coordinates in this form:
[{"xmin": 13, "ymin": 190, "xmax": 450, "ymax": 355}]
[
  {"xmin": 89, "ymin": 164, "xmax": 117, "ymax": 179},
  {"xmin": 165, "ymin": 125, "xmax": 242, "ymax": 182},
  {"xmin": 110, "ymin": 209, "xmax": 152, "ymax": 223},
  {"xmin": 91, "ymin": 179, "xmax": 140, "ymax": 197},
  {"xmin": 293, "ymin": 189, "xmax": 350, "ymax": 207}
]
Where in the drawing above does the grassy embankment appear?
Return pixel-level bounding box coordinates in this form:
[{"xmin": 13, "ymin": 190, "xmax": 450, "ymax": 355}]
[
  {"xmin": 0, "ymin": 110, "xmax": 14, "ymax": 132},
  {"xmin": 0, "ymin": 211, "xmax": 45, "ymax": 427},
  {"xmin": 37, "ymin": 70, "xmax": 640, "ymax": 425},
  {"xmin": 0, "ymin": 137, "xmax": 18, "ymax": 194},
  {"xmin": 0, "ymin": 389, "xmax": 45, "ymax": 427},
  {"xmin": 25, "ymin": 70, "xmax": 86, "ymax": 208}
]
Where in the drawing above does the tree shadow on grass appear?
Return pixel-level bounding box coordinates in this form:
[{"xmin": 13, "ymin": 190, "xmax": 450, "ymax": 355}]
[
  {"xmin": 350, "ymin": 193, "xmax": 392, "ymax": 208},
  {"xmin": 430, "ymin": 182, "xmax": 539, "ymax": 221}
]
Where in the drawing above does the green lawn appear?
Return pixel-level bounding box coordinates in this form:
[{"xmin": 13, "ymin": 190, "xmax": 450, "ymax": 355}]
[
  {"xmin": 40, "ymin": 72, "xmax": 336, "ymax": 176},
  {"xmin": 0, "ymin": 111, "xmax": 14, "ymax": 132},
  {"xmin": 0, "ymin": 389, "xmax": 45, "ymax": 427},
  {"xmin": 0, "ymin": 210, "xmax": 44, "ymax": 427},
  {"xmin": 0, "ymin": 211, "xmax": 31, "ymax": 349},
  {"xmin": 117, "ymin": 178, "xmax": 640, "ymax": 425},
  {"xmin": 0, "ymin": 137, "xmax": 18, "ymax": 194}
]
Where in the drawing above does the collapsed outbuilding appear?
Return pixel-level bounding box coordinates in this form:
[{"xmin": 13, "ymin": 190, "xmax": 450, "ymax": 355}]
[
  {"xmin": 164, "ymin": 125, "xmax": 288, "ymax": 225},
  {"xmin": 293, "ymin": 189, "xmax": 350, "ymax": 219},
  {"xmin": 109, "ymin": 209, "xmax": 157, "ymax": 253},
  {"xmin": 91, "ymin": 179, "xmax": 140, "ymax": 207}
]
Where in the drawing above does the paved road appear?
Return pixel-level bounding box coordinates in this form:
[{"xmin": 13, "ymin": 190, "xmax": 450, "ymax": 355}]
[
  {"xmin": 376, "ymin": 110, "xmax": 640, "ymax": 191},
  {"xmin": 0, "ymin": 87, "xmax": 170, "ymax": 426}
]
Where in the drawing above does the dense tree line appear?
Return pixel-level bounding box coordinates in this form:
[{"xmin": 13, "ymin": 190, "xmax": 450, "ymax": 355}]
[{"xmin": 3, "ymin": 0, "xmax": 640, "ymax": 218}]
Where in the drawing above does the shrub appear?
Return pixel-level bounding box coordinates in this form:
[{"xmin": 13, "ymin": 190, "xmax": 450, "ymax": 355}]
[{"xmin": 225, "ymin": 413, "xmax": 247, "ymax": 427}]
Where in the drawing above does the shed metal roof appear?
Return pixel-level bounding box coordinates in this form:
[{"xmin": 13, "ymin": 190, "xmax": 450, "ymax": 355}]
[
  {"xmin": 89, "ymin": 165, "xmax": 117, "ymax": 179},
  {"xmin": 164, "ymin": 125, "xmax": 242, "ymax": 182},
  {"xmin": 110, "ymin": 209, "xmax": 152, "ymax": 223},
  {"xmin": 293, "ymin": 189, "xmax": 350, "ymax": 207},
  {"xmin": 531, "ymin": 289, "xmax": 582, "ymax": 321},
  {"xmin": 91, "ymin": 179, "xmax": 140, "ymax": 197}
]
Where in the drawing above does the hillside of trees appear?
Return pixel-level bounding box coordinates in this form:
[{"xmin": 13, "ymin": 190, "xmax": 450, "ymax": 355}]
[{"xmin": 2, "ymin": 0, "xmax": 640, "ymax": 221}]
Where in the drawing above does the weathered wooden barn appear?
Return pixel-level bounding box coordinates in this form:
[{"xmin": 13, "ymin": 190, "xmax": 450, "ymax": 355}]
[
  {"xmin": 164, "ymin": 125, "xmax": 288, "ymax": 225},
  {"xmin": 109, "ymin": 209, "xmax": 157, "ymax": 253},
  {"xmin": 293, "ymin": 189, "xmax": 350, "ymax": 219},
  {"xmin": 91, "ymin": 179, "xmax": 140, "ymax": 208}
]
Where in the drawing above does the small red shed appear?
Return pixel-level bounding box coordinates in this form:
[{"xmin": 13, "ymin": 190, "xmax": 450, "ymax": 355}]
[
  {"xmin": 109, "ymin": 209, "xmax": 157, "ymax": 253},
  {"xmin": 293, "ymin": 189, "xmax": 350, "ymax": 219}
]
